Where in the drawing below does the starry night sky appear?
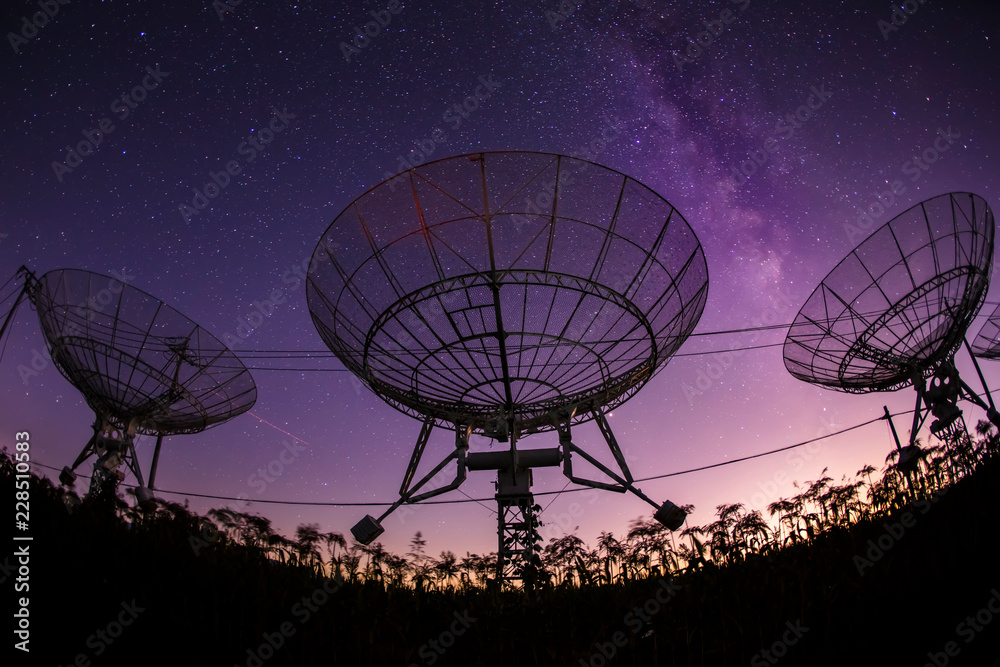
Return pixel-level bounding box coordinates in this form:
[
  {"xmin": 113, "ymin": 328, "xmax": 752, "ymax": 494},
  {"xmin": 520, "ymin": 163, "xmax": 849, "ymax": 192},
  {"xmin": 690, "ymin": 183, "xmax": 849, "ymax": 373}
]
[{"xmin": 2, "ymin": 0, "xmax": 999, "ymax": 559}]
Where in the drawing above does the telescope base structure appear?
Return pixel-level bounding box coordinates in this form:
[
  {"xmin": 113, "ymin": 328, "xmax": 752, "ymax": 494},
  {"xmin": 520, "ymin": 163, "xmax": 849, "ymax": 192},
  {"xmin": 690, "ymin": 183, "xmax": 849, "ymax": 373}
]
[
  {"xmin": 495, "ymin": 469, "xmax": 540, "ymax": 585},
  {"xmin": 59, "ymin": 417, "xmax": 161, "ymax": 512},
  {"xmin": 880, "ymin": 352, "xmax": 1000, "ymax": 477},
  {"xmin": 349, "ymin": 413, "xmax": 689, "ymax": 588}
]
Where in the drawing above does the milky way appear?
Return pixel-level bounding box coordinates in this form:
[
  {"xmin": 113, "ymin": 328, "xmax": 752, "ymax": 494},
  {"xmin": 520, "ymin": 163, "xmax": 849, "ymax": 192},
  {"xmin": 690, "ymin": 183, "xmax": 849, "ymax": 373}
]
[{"xmin": 2, "ymin": 0, "xmax": 999, "ymax": 558}]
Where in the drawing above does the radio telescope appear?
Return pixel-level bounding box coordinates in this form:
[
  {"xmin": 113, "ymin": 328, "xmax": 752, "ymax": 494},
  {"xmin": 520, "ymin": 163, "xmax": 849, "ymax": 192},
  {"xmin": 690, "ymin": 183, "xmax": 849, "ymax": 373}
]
[
  {"xmin": 1, "ymin": 268, "xmax": 257, "ymax": 508},
  {"xmin": 307, "ymin": 151, "xmax": 709, "ymax": 582},
  {"xmin": 964, "ymin": 301, "xmax": 1000, "ymax": 425},
  {"xmin": 970, "ymin": 302, "xmax": 1000, "ymax": 361},
  {"xmin": 783, "ymin": 192, "xmax": 996, "ymax": 468}
]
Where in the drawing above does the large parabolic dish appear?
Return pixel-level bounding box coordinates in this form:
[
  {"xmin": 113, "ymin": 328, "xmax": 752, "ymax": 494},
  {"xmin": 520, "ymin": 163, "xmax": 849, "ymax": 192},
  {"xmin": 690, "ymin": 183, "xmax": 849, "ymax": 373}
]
[
  {"xmin": 307, "ymin": 151, "xmax": 709, "ymax": 434},
  {"xmin": 783, "ymin": 192, "xmax": 994, "ymax": 394},
  {"xmin": 31, "ymin": 269, "xmax": 258, "ymax": 435},
  {"xmin": 969, "ymin": 301, "xmax": 1000, "ymax": 359}
]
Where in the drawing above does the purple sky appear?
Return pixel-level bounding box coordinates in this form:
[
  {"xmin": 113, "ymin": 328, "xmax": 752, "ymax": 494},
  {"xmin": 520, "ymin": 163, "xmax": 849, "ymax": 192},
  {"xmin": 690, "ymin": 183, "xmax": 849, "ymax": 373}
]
[{"xmin": 2, "ymin": 0, "xmax": 999, "ymax": 559}]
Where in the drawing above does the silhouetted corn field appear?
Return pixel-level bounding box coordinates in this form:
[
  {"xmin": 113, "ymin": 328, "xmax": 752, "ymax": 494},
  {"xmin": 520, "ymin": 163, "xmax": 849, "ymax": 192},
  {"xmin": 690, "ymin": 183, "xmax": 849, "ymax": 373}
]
[{"xmin": 7, "ymin": 424, "xmax": 1000, "ymax": 666}]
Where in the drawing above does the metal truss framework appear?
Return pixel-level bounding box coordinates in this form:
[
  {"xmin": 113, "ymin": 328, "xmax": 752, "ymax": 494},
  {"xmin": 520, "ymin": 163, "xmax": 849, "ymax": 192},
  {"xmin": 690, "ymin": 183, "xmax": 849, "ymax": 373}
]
[
  {"xmin": 784, "ymin": 193, "xmax": 994, "ymax": 393},
  {"xmin": 784, "ymin": 193, "xmax": 1000, "ymax": 458},
  {"xmin": 2, "ymin": 267, "xmax": 257, "ymax": 505},
  {"xmin": 496, "ymin": 491, "xmax": 538, "ymax": 584},
  {"xmin": 350, "ymin": 409, "xmax": 688, "ymax": 586},
  {"xmin": 308, "ymin": 151, "xmax": 709, "ymax": 437},
  {"xmin": 310, "ymin": 152, "xmax": 706, "ymax": 584}
]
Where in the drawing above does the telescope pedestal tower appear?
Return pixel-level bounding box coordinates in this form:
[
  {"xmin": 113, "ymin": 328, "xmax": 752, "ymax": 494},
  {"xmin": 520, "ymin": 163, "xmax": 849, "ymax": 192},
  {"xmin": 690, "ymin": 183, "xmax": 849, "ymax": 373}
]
[
  {"xmin": 495, "ymin": 469, "xmax": 538, "ymax": 584},
  {"xmin": 351, "ymin": 412, "xmax": 689, "ymax": 587},
  {"xmin": 313, "ymin": 152, "xmax": 709, "ymax": 587}
]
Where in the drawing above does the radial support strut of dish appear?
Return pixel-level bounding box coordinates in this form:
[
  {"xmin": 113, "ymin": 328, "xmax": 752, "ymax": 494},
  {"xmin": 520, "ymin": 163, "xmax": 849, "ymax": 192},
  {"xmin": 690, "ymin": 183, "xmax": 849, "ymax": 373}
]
[
  {"xmin": 307, "ymin": 152, "xmax": 708, "ymax": 581},
  {"xmin": 2, "ymin": 267, "xmax": 257, "ymax": 509},
  {"xmin": 783, "ymin": 192, "xmax": 996, "ymax": 471},
  {"xmin": 965, "ymin": 297, "xmax": 1000, "ymax": 427}
]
